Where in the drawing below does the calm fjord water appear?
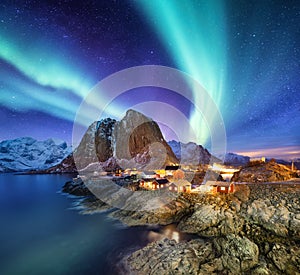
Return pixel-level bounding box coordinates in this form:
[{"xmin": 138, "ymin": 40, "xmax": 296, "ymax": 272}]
[{"xmin": 0, "ymin": 174, "xmax": 187, "ymax": 275}]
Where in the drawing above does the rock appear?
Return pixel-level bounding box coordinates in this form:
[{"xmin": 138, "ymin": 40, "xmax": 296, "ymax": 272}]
[
  {"xmin": 250, "ymin": 257, "xmax": 274, "ymax": 275},
  {"xmin": 62, "ymin": 178, "xmax": 92, "ymax": 196},
  {"xmin": 45, "ymin": 154, "xmax": 77, "ymax": 173},
  {"xmin": 232, "ymin": 161, "xmax": 298, "ymax": 182},
  {"xmin": 110, "ymin": 192, "xmax": 191, "ymax": 226},
  {"xmin": 64, "ymin": 177, "xmax": 300, "ymax": 274},
  {"xmin": 267, "ymin": 243, "xmax": 300, "ymax": 274},
  {"xmin": 178, "ymin": 202, "xmax": 243, "ymax": 237},
  {"xmin": 246, "ymin": 198, "xmax": 297, "ymax": 238},
  {"xmin": 126, "ymin": 238, "xmax": 217, "ymax": 275},
  {"xmin": 214, "ymin": 234, "xmax": 259, "ymax": 273},
  {"xmin": 113, "ymin": 110, "xmax": 178, "ymax": 168},
  {"xmin": 73, "ymin": 118, "xmax": 116, "ymax": 170}
]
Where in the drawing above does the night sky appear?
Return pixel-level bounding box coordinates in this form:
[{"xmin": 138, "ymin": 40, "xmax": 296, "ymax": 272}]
[{"xmin": 0, "ymin": 0, "xmax": 299, "ymax": 159}]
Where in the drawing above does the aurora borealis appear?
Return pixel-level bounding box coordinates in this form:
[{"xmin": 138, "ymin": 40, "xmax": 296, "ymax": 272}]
[{"xmin": 0, "ymin": 0, "xmax": 299, "ymax": 159}]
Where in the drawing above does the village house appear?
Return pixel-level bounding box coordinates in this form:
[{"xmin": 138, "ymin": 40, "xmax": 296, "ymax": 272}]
[
  {"xmin": 114, "ymin": 168, "xmax": 123, "ymax": 177},
  {"xmin": 206, "ymin": 181, "xmax": 235, "ymax": 194},
  {"xmin": 168, "ymin": 179, "xmax": 191, "ymax": 193},
  {"xmin": 152, "ymin": 178, "xmax": 170, "ymax": 190},
  {"xmin": 154, "ymin": 169, "xmax": 166, "ymax": 178},
  {"xmin": 123, "ymin": 168, "xmax": 138, "ymax": 176},
  {"xmin": 139, "ymin": 178, "xmax": 152, "ymax": 189},
  {"xmin": 165, "ymin": 165, "xmax": 180, "ymax": 176},
  {"xmin": 139, "ymin": 178, "xmax": 170, "ymax": 190}
]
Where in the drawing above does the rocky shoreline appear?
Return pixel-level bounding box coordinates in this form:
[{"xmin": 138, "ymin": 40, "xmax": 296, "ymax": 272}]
[{"xmin": 63, "ymin": 180, "xmax": 300, "ymax": 274}]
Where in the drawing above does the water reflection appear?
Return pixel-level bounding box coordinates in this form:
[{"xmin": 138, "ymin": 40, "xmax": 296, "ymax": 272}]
[{"xmin": 147, "ymin": 224, "xmax": 185, "ymax": 243}]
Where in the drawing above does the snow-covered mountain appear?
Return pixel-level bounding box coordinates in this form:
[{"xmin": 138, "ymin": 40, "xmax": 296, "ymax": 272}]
[
  {"xmin": 167, "ymin": 140, "xmax": 218, "ymax": 165},
  {"xmin": 167, "ymin": 141, "xmax": 251, "ymax": 167},
  {"xmin": 223, "ymin": 152, "xmax": 250, "ymax": 166},
  {"xmin": 0, "ymin": 137, "xmax": 72, "ymax": 172}
]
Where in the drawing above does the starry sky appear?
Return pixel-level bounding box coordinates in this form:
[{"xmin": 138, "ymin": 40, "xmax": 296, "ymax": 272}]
[{"xmin": 0, "ymin": 0, "xmax": 299, "ymax": 159}]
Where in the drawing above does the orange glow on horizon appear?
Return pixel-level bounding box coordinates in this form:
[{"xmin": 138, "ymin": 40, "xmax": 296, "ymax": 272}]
[{"xmin": 235, "ymin": 146, "xmax": 300, "ymax": 160}]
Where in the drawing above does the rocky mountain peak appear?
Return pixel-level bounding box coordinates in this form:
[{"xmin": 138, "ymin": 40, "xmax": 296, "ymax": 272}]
[
  {"xmin": 113, "ymin": 109, "xmax": 178, "ymax": 168},
  {"xmin": 57, "ymin": 109, "xmax": 178, "ymax": 172}
]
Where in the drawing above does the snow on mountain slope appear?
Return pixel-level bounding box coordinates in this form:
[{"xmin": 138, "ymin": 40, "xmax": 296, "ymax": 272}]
[
  {"xmin": 223, "ymin": 153, "xmax": 250, "ymax": 166},
  {"xmin": 0, "ymin": 137, "xmax": 71, "ymax": 172},
  {"xmin": 168, "ymin": 140, "xmax": 250, "ymax": 167},
  {"xmin": 167, "ymin": 140, "xmax": 217, "ymax": 165}
]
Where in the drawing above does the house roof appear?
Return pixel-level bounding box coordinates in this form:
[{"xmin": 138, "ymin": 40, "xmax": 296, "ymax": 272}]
[
  {"xmin": 155, "ymin": 179, "xmax": 169, "ymax": 184},
  {"xmin": 141, "ymin": 178, "xmax": 154, "ymax": 182},
  {"xmin": 170, "ymin": 179, "xmax": 191, "ymax": 187},
  {"xmin": 165, "ymin": 165, "xmax": 179, "ymax": 170}
]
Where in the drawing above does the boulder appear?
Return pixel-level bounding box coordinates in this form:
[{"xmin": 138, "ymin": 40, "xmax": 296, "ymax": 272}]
[
  {"xmin": 126, "ymin": 238, "xmax": 217, "ymax": 275},
  {"xmin": 267, "ymin": 243, "xmax": 300, "ymax": 274},
  {"xmin": 214, "ymin": 234, "xmax": 259, "ymax": 273}
]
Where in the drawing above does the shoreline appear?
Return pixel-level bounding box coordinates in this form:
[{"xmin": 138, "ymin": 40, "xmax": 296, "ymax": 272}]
[{"xmin": 63, "ymin": 180, "xmax": 300, "ymax": 274}]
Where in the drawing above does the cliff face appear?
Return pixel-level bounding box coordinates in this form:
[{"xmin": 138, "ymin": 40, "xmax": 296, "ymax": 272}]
[
  {"xmin": 232, "ymin": 160, "xmax": 298, "ymax": 182},
  {"xmin": 46, "ymin": 154, "xmax": 77, "ymax": 173},
  {"xmin": 57, "ymin": 109, "xmax": 178, "ymax": 172},
  {"xmin": 73, "ymin": 118, "xmax": 116, "ymax": 170},
  {"xmin": 113, "ymin": 109, "xmax": 178, "ymax": 168}
]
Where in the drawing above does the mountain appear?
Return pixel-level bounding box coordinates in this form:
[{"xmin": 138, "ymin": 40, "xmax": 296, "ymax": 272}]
[
  {"xmin": 56, "ymin": 109, "xmax": 178, "ymax": 172},
  {"xmin": 0, "ymin": 137, "xmax": 71, "ymax": 172},
  {"xmin": 113, "ymin": 110, "xmax": 178, "ymax": 168},
  {"xmin": 167, "ymin": 140, "xmax": 218, "ymax": 165},
  {"xmin": 73, "ymin": 118, "xmax": 117, "ymax": 170},
  {"xmin": 231, "ymin": 159, "xmax": 298, "ymax": 182},
  {"xmin": 223, "ymin": 153, "xmax": 250, "ymax": 166}
]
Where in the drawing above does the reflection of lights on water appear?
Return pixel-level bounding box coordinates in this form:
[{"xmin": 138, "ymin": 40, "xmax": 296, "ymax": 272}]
[
  {"xmin": 171, "ymin": 231, "xmax": 179, "ymax": 242},
  {"xmin": 147, "ymin": 224, "xmax": 180, "ymax": 243}
]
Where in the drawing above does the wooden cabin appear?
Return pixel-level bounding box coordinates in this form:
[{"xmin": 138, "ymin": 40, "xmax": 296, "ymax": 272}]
[
  {"xmin": 169, "ymin": 179, "xmax": 191, "ymax": 193},
  {"xmin": 152, "ymin": 179, "xmax": 170, "ymax": 190},
  {"xmin": 140, "ymin": 178, "xmax": 170, "ymax": 190},
  {"xmin": 139, "ymin": 179, "xmax": 153, "ymax": 189},
  {"xmin": 206, "ymin": 181, "xmax": 235, "ymax": 194}
]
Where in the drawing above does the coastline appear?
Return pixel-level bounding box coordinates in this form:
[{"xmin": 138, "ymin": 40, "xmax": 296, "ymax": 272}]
[{"xmin": 63, "ymin": 180, "xmax": 300, "ymax": 274}]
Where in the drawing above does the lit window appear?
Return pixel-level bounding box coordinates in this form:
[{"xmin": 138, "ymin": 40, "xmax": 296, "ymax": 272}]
[
  {"xmin": 175, "ymin": 187, "xmax": 177, "ymax": 191},
  {"xmin": 220, "ymin": 186, "xmax": 226, "ymax": 191},
  {"xmin": 169, "ymin": 187, "xmax": 172, "ymax": 190},
  {"xmin": 160, "ymin": 184, "xmax": 163, "ymax": 188}
]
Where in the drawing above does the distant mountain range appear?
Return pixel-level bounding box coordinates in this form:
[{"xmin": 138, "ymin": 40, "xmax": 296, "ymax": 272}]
[
  {"xmin": 0, "ymin": 110, "xmax": 298, "ymax": 173},
  {"xmin": 0, "ymin": 137, "xmax": 71, "ymax": 172},
  {"xmin": 167, "ymin": 140, "xmax": 219, "ymax": 165}
]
